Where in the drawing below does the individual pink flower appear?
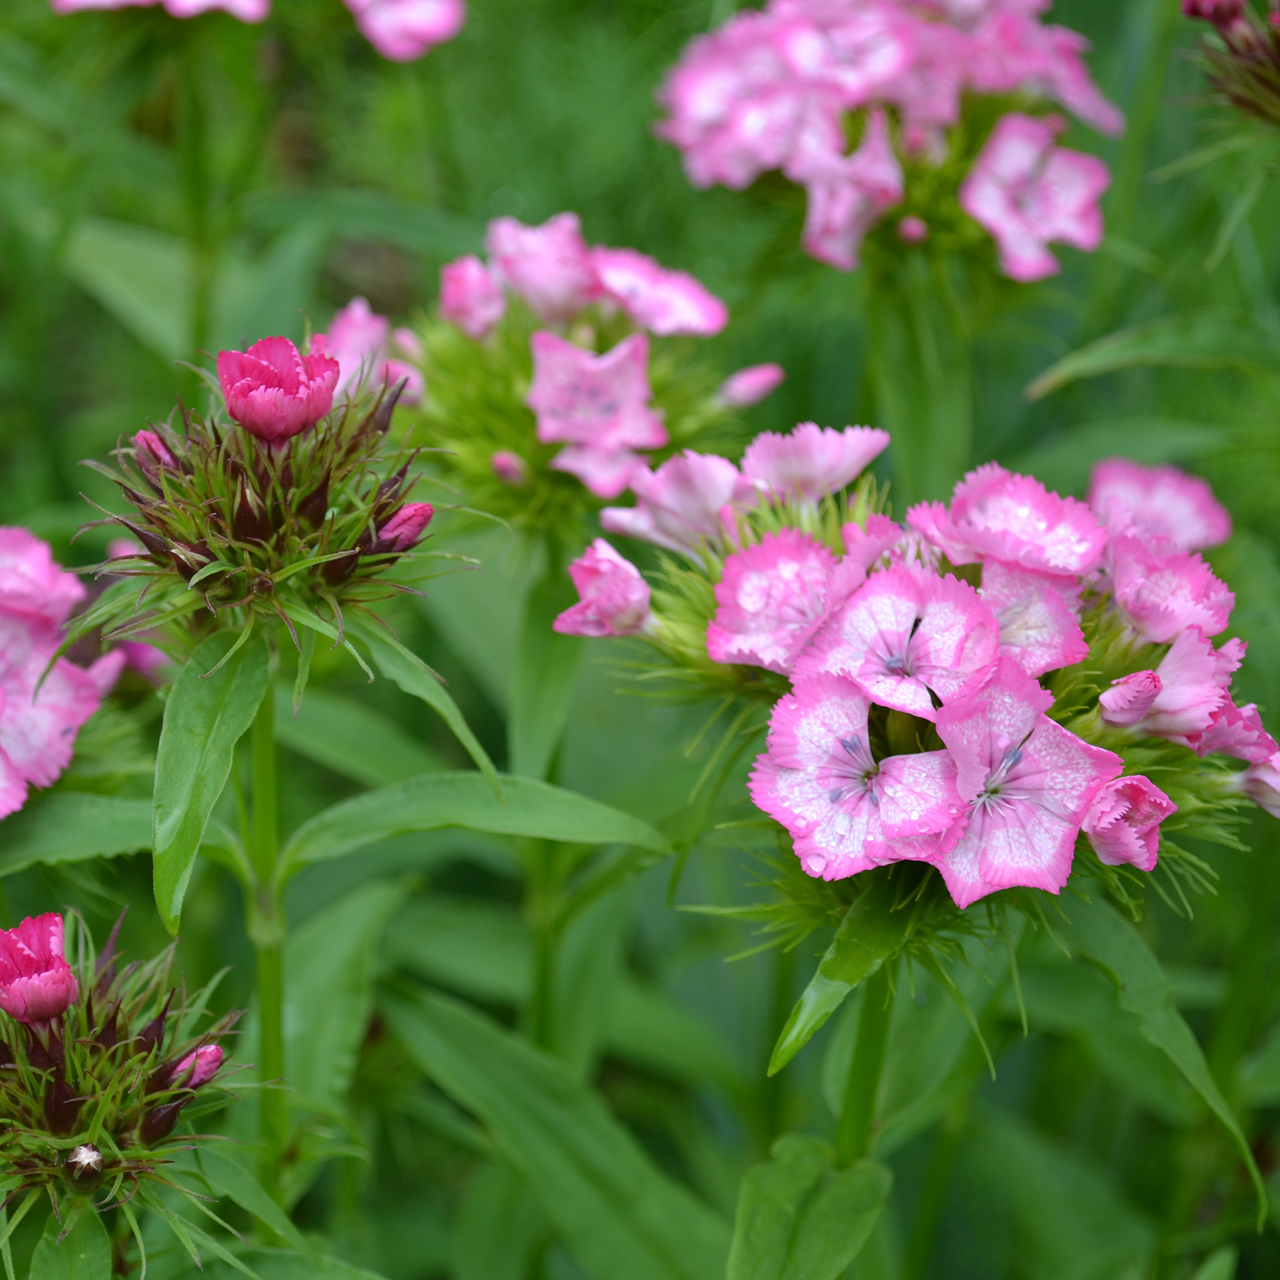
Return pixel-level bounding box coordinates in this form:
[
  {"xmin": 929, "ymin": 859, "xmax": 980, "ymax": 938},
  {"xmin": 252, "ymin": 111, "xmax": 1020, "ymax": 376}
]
[
  {"xmin": 1187, "ymin": 697, "xmax": 1277, "ymax": 764},
  {"xmin": 1238, "ymin": 752, "xmax": 1280, "ymax": 818},
  {"xmin": 1088, "ymin": 459, "xmax": 1231, "ymax": 552},
  {"xmin": 749, "ymin": 674, "xmax": 967, "ymax": 881},
  {"xmin": 374, "ymin": 503, "xmax": 434, "ymax": 553},
  {"xmin": 485, "ymin": 213, "xmax": 600, "ymax": 324},
  {"xmin": 959, "ymin": 112, "xmax": 1109, "ymax": 281},
  {"xmin": 601, "ymin": 451, "xmax": 758, "ymax": 554},
  {"xmin": 0, "ymin": 528, "xmax": 86, "ymax": 627},
  {"xmin": 707, "ymin": 530, "xmax": 847, "ymax": 674},
  {"xmin": 51, "ymin": 0, "xmax": 269, "ymax": 16},
  {"xmin": 313, "ymin": 298, "xmax": 424, "ymax": 405},
  {"xmin": 342, "ymin": 0, "xmax": 464, "ymax": 60},
  {"xmin": 491, "ymin": 451, "xmax": 531, "ymax": 487},
  {"xmin": 217, "ymin": 337, "xmax": 339, "ymax": 445},
  {"xmin": 553, "ymin": 540, "xmax": 652, "ymax": 638},
  {"xmin": 1099, "ymin": 670, "xmax": 1162, "ymax": 727},
  {"xmin": 841, "ymin": 513, "xmax": 904, "ymax": 571},
  {"xmin": 908, "ymin": 463, "xmax": 1107, "ymax": 576},
  {"xmin": 718, "ymin": 365, "xmax": 786, "ymax": 409},
  {"xmin": 1081, "ymin": 775, "xmax": 1176, "ymax": 873},
  {"xmin": 1129, "ymin": 628, "xmax": 1240, "ymax": 742},
  {"xmin": 440, "ymin": 255, "xmax": 507, "ymax": 339},
  {"xmin": 0, "ymin": 913, "xmax": 78, "ymax": 1027},
  {"xmin": 795, "ymin": 564, "xmax": 1000, "ymax": 720},
  {"xmin": 741, "ymin": 423, "xmax": 890, "ymax": 502},
  {"xmin": 934, "ymin": 657, "xmax": 1122, "ymax": 906},
  {"xmin": 171, "ymin": 1044, "xmax": 225, "ymax": 1090},
  {"xmin": 980, "ymin": 560, "xmax": 1087, "ymax": 678},
  {"xmin": 590, "ymin": 248, "xmax": 728, "ymax": 336},
  {"xmin": 1108, "ymin": 535, "xmax": 1233, "ymax": 644}
]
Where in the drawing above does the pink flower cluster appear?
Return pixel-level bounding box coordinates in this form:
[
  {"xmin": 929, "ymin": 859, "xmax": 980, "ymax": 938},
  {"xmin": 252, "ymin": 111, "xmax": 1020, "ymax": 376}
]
[
  {"xmin": 313, "ymin": 297, "xmax": 425, "ymax": 406},
  {"xmin": 657, "ymin": 0, "xmax": 1121, "ymax": 277},
  {"xmin": 0, "ymin": 530, "xmax": 123, "ymax": 823}
]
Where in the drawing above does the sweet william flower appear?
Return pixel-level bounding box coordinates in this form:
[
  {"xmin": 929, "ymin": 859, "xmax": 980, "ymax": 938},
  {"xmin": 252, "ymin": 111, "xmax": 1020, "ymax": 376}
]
[
  {"xmin": 343, "ymin": 0, "xmax": 465, "ymax": 61},
  {"xmin": 1186, "ymin": 696, "xmax": 1277, "ymax": 764},
  {"xmin": 554, "ymin": 540, "xmax": 651, "ymax": 638},
  {"xmin": 486, "ymin": 213, "xmax": 600, "ymax": 325},
  {"xmin": 1130, "ymin": 627, "xmax": 1240, "ymax": 742},
  {"xmin": 980, "ymin": 560, "xmax": 1087, "ymax": 678},
  {"xmin": 0, "ymin": 914, "xmax": 78, "ymax": 1027},
  {"xmin": 51, "ymin": 0, "xmax": 268, "ymax": 16},
  {"xmin": 1108, "ymin": 534, "xmax": 1233, "ymax": 644},
  {"xmin": 1099, "ymin": 669, "xmax": 1162, "ymax": 727},
  {"xmin": 440, "ymin": 255, "xmax": 507, "ymax": 340},
  {"xmin": 717, "ymin": 363, "xmax": 786, "ymax": 408},
  {"xmin": 1081, "ymin": 775, "xmax": 1176, "ymax": 873},
  {"xmin": 313, "ymin": 298, "xmax": 424, "ymax": 405},
  {"xmin": 1238, "ymin": 752, "xmax": 1280, "ymax": 818},
  {"xmin": 741, "ymin": 423, "xmax": 890, "ymax": 502},
  {"xmin": 1088, "ymin": 459, "xmax": 1231, "ymax": 552},
  {"xmin": 0, "ymin": 527, "xmax": 86, "ymax": 627},
  {"xmin": 217, "ymin": 337, "xmax": 339, "ymax": 445},
  {"xmin": 590, "ymin": 247, "xmax": 728, "ymax": 337}
]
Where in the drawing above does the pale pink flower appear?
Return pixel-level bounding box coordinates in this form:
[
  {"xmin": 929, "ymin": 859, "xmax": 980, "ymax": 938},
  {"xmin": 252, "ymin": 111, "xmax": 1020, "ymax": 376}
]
[
  {"xmin": 795, "ymin": 564, "xmax": 1000, "ymax": 720},
  {"xmin": 440, "ymin": 255, "xmax": 507, "ymax": 340},
  {"xmin": 374, "ymin": 503, "xmax": 434, "ymax": 553},
  {"xmin": 550, "ymin": 447, "xmax": 649, "ymax": 500},
  {"xmin": 741, "ymin": 422, "xmax": 890, "ymax": 502},
  {"xmin": 980, "ymin": 560, "xmax": 1087, "ymax": 678},
  {"xmin": 52, "ymin": 0, "xmax": 269, "ymax": 16},
  {"xmin": 841, "ymin": 513, "xmax": 904, "ymax": 571},
  {"xmin": 0, "ymin": 528, "xmax": 86, "ymax": 627},
  {"xmin": 553, "ymin": 540, "xmax": 651, "ymax": 638},
  {"xmin": 0, "ymin": 914, "xmax": 78, "ymax": 1027},
  {"xmin": 1108, "ymin": 535, "xmax": 1233, "ymax": 644},
  {"xmin": 313, "ymin": 298, "xmax": 424, "ymax": 405},
  {"xmin": 908, "ymin": 463, "xmax": 1107, "ymax": 576},
  {"xmin": 1238, "ymin": 752, "xmax": 1280, "ymax": 818},
  {"xmin": 1130, "ymin": 628, "xmax": 1240, "ymax": 742},
  {"xmin": 934, "ymin": 657, "xmax": 1122, "ymax": 906},
  {"xmin": 1081, "ymin": 775, "xmax": 1176, "ymax": 873},
  {"xmin": 485, "ymin": 213, "xmax": 599, "ymax": 324},
  {"xmin": 959, "ymin": 112, "xmax": 1109, "ymax": 282},
  {"xmin": 218, "ymin": 337, "xmax": 339, "ymax": 445},
  {"xmin": 589, "ymin": 248, "xmax": 728, "ymax": 336},
  {"xmin": 343, "ymin": 0, "xmax": 464, "ymax": 60},
  {"xmin": 601, "ymin": 451, "xmax": 757, "ymax": 554},
  {"xmin": 491, "ymin": 451, "xmax": 531, "ymax": 487},
  {"xmin": 749, "ymin": 673, "xmax": 967, "ymax": 881},
  {"xmin": 1088, "ymin": 459, "xmax": 1231, "ymax": 552},
  {"xmin": 717, "ymin": 364, "xmax": 786, "ymax": 408},
  {"xmin": 1099, "ymin": 670, "xmax": 1162, "ymax": 727}
]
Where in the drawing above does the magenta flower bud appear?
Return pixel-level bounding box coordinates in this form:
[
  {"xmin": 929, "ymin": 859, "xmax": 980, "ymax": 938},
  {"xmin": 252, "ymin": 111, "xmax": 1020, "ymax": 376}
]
[
  {"xmin": 1182, "ymin": 0, "xmax": 1245, "ymax": 23},
  {"xmin": 897, "ymin": 216, "xmax": 929, "ymax": 244},
  {"xmin": 1099, "ymin": 670, "xmax": 1162, "ymax": 726},
  {"xmin": 491, "ymin": 450, "xmax": 531, "ymax": 487},
  {"xmin": 554, "ymin": 539, "xmax": 651, "ymax": 638},
  {"xmin": 717, "ymin": 364, "xmax": 786, "ymax": 409},
  {"xmin": 375, "ymin": 502, "xmax": 434, "ymax": 553},
  {"xmin": 441, "ymin": 255, "xmax": 508, "ymax": 340},
  {"xmin": 217, "ymin": 337, "xmax": 339, "ymax": 446},
  {"xmin": 133, "ymin": 430, "xmax": 176, "ymax": 483},
  {"xmin": 0, "ymin": 914, "xmax": 78, "ymax": 1028},
  {"xmin": 171, "ymin": 1044, "xmax": 223, "ymax": 1090},
  {"xmin": 1081, "ymin": 775, "xmax": 1177, "ymax": 873}
]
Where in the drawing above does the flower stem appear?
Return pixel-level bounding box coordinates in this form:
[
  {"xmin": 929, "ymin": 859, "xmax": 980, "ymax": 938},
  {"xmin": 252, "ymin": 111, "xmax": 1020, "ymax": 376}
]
[{"xmin": 834, "ymin": 964, "xmax": 894, "ymax": 1167}]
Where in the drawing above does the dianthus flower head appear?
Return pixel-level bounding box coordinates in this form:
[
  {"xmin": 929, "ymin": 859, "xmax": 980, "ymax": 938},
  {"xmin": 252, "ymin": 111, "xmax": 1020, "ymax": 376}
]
[
  {"xmin": 217, "ymin": 336, "xmax": 340, "ymax": 445},
  {"xmin": 485, "ymin": 213, "xmax": 600, "ymax": 325},
  {"xmin": 342, "ymin": 0, "xmax": 465, "ymax": 60},
  {"xmin": 313, "ymin": 297, "xmax": 424, "ymax": 405},
  {"xmin": 1088, "ymin": 458, "xmax": 1231, "ymax": 552},
  {"xmin": 717, "ymin": 363, "xmax": 787, "ymax": 408},
  {"xmin": 590, "ymin": 247, "xmax": 728, "ymax": 336},
  {"xmin": 0, "ymin": 913, "xmax": 77, "ymax": 1028},
  {"xmin": 440, "ymin": 255, "xmax": 507, "ymax": 339},
  {"xmin": 554, "ymin": 539, "xmax": 652, "ymax": 638},
  {"xmin": 741, "ymin": 423, "xmax": 890, "ymax": 502},
  {"xmin": 1081, "ymin": 775, "xmax": 1176, "ymax": 873},
  {"xmin": 1108, "ymin": 534, "xmax": 1234, "ymax": 644}
]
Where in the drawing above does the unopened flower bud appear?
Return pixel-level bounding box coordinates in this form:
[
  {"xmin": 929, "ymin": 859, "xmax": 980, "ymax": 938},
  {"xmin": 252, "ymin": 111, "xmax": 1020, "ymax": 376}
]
[
  {"xmin": 217, "ymin": 337, "xmax": 339, "ymax": 445},
  {"xmin": 897, "ymin": 216, "xmax": 929, "ymax": 243},
  {"xmin": 375, "ymin": 502, "xmax": 434, "ymax": 553},
  {"xmin": 297, "ymin": 474, "xmax": 331, "ymax": 528},
  {"xmin": 1182, "ymin": 0, "xmax": 1244, "ymax": 23},
  {"xmin": 44, "ymin": 1075, "xmax": 81, "ymax": 1136},
  {"xmin": 232, "ymin": 482, "xmax": 272, "ymax": 544},
  {"xmin": 63, "ymin": 1144, "xmax": 104, "ymax": 1192},
  {"xmin": 160, "ymin": 1043, "xmax": 223, "ymax": 1093},
  {"xmin": 716, "ymin": 364, "xmax": 785, "ymax": 409},
  {"xmin": 133, "ymin": 431, "xmax": 176, "ymax": 486},
  {"xmin": 1099, "ymin": 670, "xmax": 1162, "ymax": 726},
  {"xmin": 491, "ymin": 451, "xmax": 531, "ymax": 487},
  {"xmin": 0, "ymin": 914, "xmax": 78, "ymax": 1027},
  {"xmin": 139, "ymin": 1099, "xmax": 188, "ymax": 1145},
  {"xmin": 136, "ymin": 990, "xmax": 174, "ymax": 1059}
]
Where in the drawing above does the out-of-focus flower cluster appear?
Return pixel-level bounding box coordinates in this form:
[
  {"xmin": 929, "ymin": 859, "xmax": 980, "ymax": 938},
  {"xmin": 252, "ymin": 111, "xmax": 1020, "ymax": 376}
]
[
  {"xmin": 402, "ymin": 212, "xmax": 785, "ymax": 537},
  {"xmin": 657, "ymin": 0, "xmax": 1122, "ymax": 279},
  {"xmin": 558, "ymin": 431, "xmax": 1272, "ymax": 913},
  {"xmin": 1183, "ymin": 0, "xmax": 1280, "ymax": 131}
]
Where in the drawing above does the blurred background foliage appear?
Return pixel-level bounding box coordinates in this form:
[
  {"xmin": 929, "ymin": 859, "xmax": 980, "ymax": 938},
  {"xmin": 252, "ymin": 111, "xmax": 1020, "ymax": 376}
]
[{"xmin": 3, "ymin": 0, "xmax": 1280, "ymax": 1276}]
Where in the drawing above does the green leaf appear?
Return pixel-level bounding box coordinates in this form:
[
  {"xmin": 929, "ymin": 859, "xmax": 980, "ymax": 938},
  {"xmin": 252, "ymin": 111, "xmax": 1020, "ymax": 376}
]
[
  {"xmin": 0, "ymin": 794, "xmax": 150, "ymax": 876},
  {"xmin": 1025, "ymin": 308, "xmax": 1280, "ymax": 401},
  {"xmin": 770, "ymin": 876, "xmax": 920, "ymax": 1075},
  {"xmin": 1059, "ymin": 892, "xmax": 1267, "ymax": 1225},
  {"xmin": 272, "ymin": 686, "xmax": 441, "ymax": 787},
  {"xmin": 383, "ymin": 987, "xmax": 731, "ymax": 1280},
  {"xmin": 452, "ymin": 1164, "xmax": 546, "ymax": 1280},
  {"xmin": 727, "ymin": 1136, "xmax": 891, "ymax": 1280},
  {"xmin": 152, "ymin": 632, "xmax": 270, "ymax": 934},
  {"xmin": 28, "ymin": 1207, "xmax": 111, "ymax": 1280},
  {"xmin": 1191, "ymin": 1246, "xmax": 1239, "ymax": 1280},
  {"xmin": 510, "ymin": 563, "xmax": 584, "ymax": 780},
  {"xmin": 282, "ymin": 773, "xmax": 669, "ymax": 873},
  {"xmin": 198, "ymin": 1145, "xmax": 311, "ymax": 1257}
]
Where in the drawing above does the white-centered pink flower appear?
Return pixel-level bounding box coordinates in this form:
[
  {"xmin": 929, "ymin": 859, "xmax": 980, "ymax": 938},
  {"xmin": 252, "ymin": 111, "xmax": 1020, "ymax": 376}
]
[
  {"xmin": 312, "ymin": 297, "xmax": 424, "ymax": 405},
  {"xmin": 749, "ymin": 673, "xmax": 967, "ymax": 881},
  {"xmin": 486, "ymin": 213, "xmax": 600, "ymax": 325},
  {"xmin": 342, "ymin": 0, "xmax": 465, "ymax": 60},
  {"xmin": 1081, "ymin": 775, "xmax": 1176, "ymax": 873},
  {"xmin": 980, "ymin": 560, "xmax": 1087, "ymax": 678},
  {"xmin": 440, "ymin": 255, "xmax": 507, "ymax": 340},
  {"xmin": 553, "ymin": 540, "xmax": 652, "ymax": 638},
  {"xmin": 741, "ymin": 422, "xmax": 890, "ymax": 502},
  {"xmin": 590, "ymin": 247, "xmax": 728, "ymax": 336},
  {"xmin": 0, "ymin": 528, "xmax": 86, "ymax": 627},
  {"xmin": 959, "ymin": 112, "xmax": 1109, "ymax": 282},
  {"xmin": 217, "ymin": 337, "xmax": 339, "ymax": 445},
  {"xmin": 794, "ymin": 563, "xmax": 1000, "ymax": 720},
  {"xmin": 1088, "ymin": 459, "xmax": 1231, "ymax": 552},
  {"xmin": 934, "ymin": 657, "xmax": 1122, "ymax": 906},
  {"xmin": 717, "ymin": 364, "xmax": 786, "ymax": 408},
  {"xmin": 1108, "ymin": 535, "xmax": 1233, "ymax": 644}
]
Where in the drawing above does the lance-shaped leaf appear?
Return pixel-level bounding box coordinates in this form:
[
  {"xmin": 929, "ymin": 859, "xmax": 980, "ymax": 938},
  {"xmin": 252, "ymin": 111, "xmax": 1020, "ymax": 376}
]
[
  {"xmin": 1059, "ymin": 892, "xmax": 1266, "ymax": 1225},
  {"xmin": 727, "ymin": 1136, "xmax": 891, "ymax": 1280},
  {"xmin": 383, "ymin": 987, "xmax": 731, "ymax": 1280},
  {"xmin": 152, "ymin": 632, "xmax": 269, "ymax": 934},
  {"xmin": 282, "ymin": 773, "xmax": 669, "ymax": 874},
  {"xmin": 0, "ymin": 794, "xmax": 151, "ymax": 877},
  {"xmin": 770, "ymin": 875, "xmax": 921, "ymax": 1075},
  {"xmin": 28, "ymin": 1204, "xmax": 111, "ymax": 1280}
]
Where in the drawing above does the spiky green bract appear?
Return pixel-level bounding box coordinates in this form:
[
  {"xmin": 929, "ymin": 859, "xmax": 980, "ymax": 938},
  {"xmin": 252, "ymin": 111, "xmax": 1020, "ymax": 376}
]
[
  {"xmin": 75, "ymin": 381, "xmax": 441, "ymax": 660},
  {"xmin": 1194, "ymin": 19, "xmax": 1280, "ymax": 132},
  {"xmin": 400, "ymin": 299, "xmax": 745, "ymax": 538}
]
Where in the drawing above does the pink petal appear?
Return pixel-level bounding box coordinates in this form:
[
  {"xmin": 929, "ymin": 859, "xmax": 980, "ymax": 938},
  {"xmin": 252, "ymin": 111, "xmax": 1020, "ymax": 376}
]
[
  {"xmin": 980, "ymin": 560, "xmax": 1087, "ymax": 677},
  {"xmin": 589, "ymin": 247, "xmax": 728, "ymax": 336},
  {"xmin": 741, "ymin": 423, "xmax": 889, "ymax": 501},
  {"xmin": 1089, "ymin": 459, "xmax": 1231, "ymax": 553}
]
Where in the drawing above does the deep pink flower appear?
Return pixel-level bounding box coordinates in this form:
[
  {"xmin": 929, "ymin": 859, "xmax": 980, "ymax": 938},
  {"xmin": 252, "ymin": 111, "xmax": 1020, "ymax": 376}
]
[
  {"xmin": 1187, "ymin": 696, "xmax": 1278, "ymax": 764},
  {"xmin": 980, "ymin": 560, "xmax": 1087, "ymax": 678},
  {"xmin": 1099, "ymin": 670, "xmax": 1162, "ymax": 727},
  {"xmin": 375, "ymin": 503, "xmax": 434, "ymax": 553},
  {"xmin": 485, "ymin": 213, "xmax": 599, "ymax": 324},
  {"xmin": 749, "ymin": 674, "xmax": 967, "ymax": 880},
  {"xmin": 1108, "ymin": 534, "xmax": 1233, "ymax": 644},
  {"xmin": 1088, "ymin": 459, "xmax": 1231, "ymax": 552},
  {"xmin": 1239, "ymin": 752, "xmax": 1280, "ymax": 818},
  {"xmin": 841, "ymin": 513, "xmax": 903, "ymax": 571},
  {"xmin": 217, "ymin": 337, "xmax": 339, "ymax": 445},
  {"xmin": 553, "ymin": 539, "xmax": 652, "ymax": 638},
  {"xmin": 171, "ymin": 1044, "xmax": 224, "ymax": 1090},
  {"xmin": 590, "ymin": 248, "xmax": 728, "ymax": 336},
  {"xmin": 717, "ymin": 364, "xmax": 786, "ymax": 408},
  {"xmin": 440, "ymin": 255, "xmax": 507, "ymax": 340},
  {"xmin": 795, "ymin": 564, "xmax": 1000, "ymax": 720},
  {"xmin": 934, "ymin": 657, "xmax": 1122, "ymax": 906},
  {"xmin": 1130, "ymin": 628, "xmax": 1240, "ymax": 741},
  {"xmin": 342, "ymin": 0, "xmax": 464, "ymax": 60},
  {"xmin": 491, "ymin": 451, "xmax": 531, "ymax": 487},
  {"xmin": 959, "ymin": 112, "xmax": 1109, "ymax": 281},
  {"xmin": 909, "ymin": 463, "xmax": 1107, "ymax": 576},
  {"xmin": 313, "ymin": 298, "xmax": 424, "ymax": 405},
  {"xmin": 1081, "ymin": 775, "xmax": 1176, "ymax": 873},
  {"xmin": 0, "ymin": 528, "xmax": 86, "ymax": 627},
  {"xmin": 0, "ymin": 914, "xmax": 78, "ymax": 1027},
  {"xmin": 601, "ymin": 451, "xmax": 757, "ymax": 554},
  {"xmin": 707, "ymin": 530, "xmax": 848, "ymax": 674},
  {"xmin": 741, "ymin": 423, "xmax": 890, "ymax": 502}
]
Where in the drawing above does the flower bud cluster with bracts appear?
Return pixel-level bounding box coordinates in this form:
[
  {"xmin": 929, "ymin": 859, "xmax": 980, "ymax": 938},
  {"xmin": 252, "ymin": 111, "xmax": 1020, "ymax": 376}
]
[
  {"xmin": 558, "ymin": 430, "xmax": 1271, "ymax": 920},
  {"xmin": 400, "ymin": 212, "xmax": 786, "ymax": 541},
  {"xmin": 1183, "ymin": 0, "xmax": 1280, "ymax": 131},
  {"xmin": 76, "ymin": 333, "xmax": 439, "ymax": 662}
]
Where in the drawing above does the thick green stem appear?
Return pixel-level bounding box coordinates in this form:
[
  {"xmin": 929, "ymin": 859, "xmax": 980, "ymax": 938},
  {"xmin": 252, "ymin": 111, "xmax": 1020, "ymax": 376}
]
[
  {"xmin": 177, "ymin": 32, "xmax": 217, "ymax": 368},
  {"xmin": 834, "ymin": 965, "xmax": 893, "ymax": 1167}
]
